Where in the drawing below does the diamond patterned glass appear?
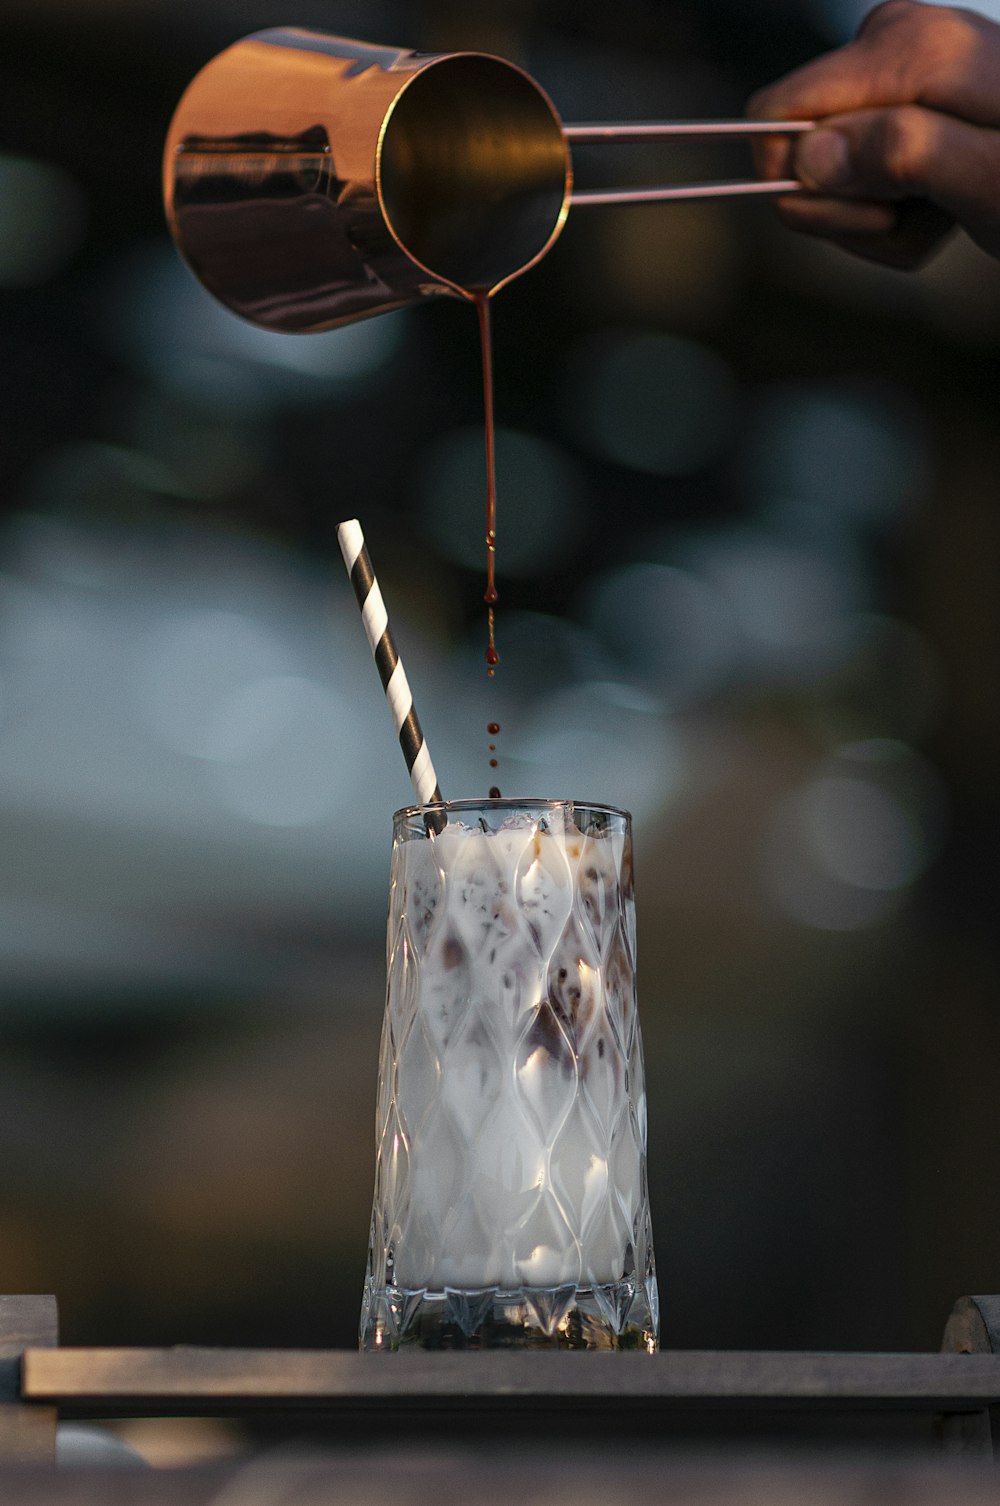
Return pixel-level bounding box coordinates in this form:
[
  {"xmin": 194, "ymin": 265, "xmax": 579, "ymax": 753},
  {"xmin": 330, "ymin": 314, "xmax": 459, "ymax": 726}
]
[{"xmin": 360, "ymin": 799, "xmax": 658, "ymax": 1350}]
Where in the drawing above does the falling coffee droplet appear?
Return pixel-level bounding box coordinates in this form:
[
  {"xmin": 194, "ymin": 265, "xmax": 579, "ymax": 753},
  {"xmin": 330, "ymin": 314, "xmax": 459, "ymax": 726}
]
[{"xmin": 485, "ymin": 720, "xmax": 502, "ymax": 786}]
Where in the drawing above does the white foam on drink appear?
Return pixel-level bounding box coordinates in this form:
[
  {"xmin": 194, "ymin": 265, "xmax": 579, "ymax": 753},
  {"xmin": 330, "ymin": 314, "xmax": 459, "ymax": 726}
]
[{"xmin": 385, "ymin": 807, "xmax": 644, "ymax": 1291}]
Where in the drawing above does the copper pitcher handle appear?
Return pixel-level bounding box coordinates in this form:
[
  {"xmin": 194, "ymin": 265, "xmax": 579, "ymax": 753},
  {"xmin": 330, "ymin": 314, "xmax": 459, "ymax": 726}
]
[{"xmin": 565, "ymin": 118, "xmax": 813, "ymax": 205}]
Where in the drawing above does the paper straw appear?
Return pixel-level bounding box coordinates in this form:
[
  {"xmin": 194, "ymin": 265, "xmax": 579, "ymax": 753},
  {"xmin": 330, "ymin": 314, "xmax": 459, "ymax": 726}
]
[{"xmin": 337, "ymin": 519, "xmax": 445, "ymax": 833}]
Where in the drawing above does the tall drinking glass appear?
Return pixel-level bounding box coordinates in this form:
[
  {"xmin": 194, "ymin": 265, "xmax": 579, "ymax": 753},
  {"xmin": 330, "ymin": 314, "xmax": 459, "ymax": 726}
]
[{"xmin": 360, "ymin": 799, "xmax": 658, "ymax": 1350}]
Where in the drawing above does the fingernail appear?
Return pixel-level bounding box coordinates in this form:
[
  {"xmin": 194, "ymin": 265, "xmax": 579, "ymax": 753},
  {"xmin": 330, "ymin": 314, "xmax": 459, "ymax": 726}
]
[{"xmin": 796, "ymin": 129, "xmax": 852, "ymax": 189}]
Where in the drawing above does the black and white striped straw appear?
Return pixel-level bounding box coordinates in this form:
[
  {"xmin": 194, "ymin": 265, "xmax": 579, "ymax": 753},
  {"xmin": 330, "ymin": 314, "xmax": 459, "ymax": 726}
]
[{"xmin": 337, "ymin": 518, "xmax": 446, "ymax": 834}]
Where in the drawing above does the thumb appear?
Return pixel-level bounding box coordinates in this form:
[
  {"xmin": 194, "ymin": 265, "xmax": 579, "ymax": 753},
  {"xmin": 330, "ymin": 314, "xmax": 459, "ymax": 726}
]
[{"xmin": 794, "ymin": 106, "xmax": 1000, "ymax": 256}]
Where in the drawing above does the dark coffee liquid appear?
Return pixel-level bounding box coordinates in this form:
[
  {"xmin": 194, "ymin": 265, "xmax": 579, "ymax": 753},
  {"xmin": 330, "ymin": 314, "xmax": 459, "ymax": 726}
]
[
  {"xmin": 475, "ymin": 292, "xmax": 499, "ymax": 676},
  {"xmin": 475, "ymin": 294, "xmax": 502, "ymax": 795}
]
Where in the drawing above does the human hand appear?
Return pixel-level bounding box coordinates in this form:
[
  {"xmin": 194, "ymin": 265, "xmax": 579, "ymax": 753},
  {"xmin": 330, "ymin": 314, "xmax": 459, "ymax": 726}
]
[{"xmin": 749, "ymin": 0, "xmax": 1000, "ymax": 268}]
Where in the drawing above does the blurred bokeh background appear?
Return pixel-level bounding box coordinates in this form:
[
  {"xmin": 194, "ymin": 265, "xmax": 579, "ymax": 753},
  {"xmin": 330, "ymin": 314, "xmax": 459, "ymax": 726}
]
[{"xmin": 2, "ymin": 0, "xmax": 999, "ymax": 1372}]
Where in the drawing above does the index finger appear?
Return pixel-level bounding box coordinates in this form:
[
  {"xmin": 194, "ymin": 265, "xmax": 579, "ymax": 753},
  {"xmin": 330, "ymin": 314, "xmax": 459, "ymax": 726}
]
[{"xmin": 749, "ymin": 0, "xmax": 1000, "ymax": 128}]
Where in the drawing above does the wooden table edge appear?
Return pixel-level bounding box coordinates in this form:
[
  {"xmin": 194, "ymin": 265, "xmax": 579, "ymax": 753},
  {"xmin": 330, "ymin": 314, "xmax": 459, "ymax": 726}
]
[{"xmin": 20, "ymin": 1348, "xmax": 1000, "ymax": 1413}]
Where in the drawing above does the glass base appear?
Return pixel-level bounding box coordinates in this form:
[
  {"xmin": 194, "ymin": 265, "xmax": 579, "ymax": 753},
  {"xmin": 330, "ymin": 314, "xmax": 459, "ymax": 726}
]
[{"xmin": 360, "ymin": 1277, "xmax": 658, "ymax": 1352}]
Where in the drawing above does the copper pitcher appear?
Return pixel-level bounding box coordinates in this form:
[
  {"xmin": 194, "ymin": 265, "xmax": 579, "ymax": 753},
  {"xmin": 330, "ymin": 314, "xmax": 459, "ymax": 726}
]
[{"xmin": 162, "ymin": 28, "xmax": 572, "ymax": 333}]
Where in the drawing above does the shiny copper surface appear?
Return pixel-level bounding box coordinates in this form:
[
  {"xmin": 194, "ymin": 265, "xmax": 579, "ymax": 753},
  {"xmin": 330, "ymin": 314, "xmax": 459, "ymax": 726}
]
[{"xmin": 163, "ymin": 29, "xmax": 572, "ymax": 333}]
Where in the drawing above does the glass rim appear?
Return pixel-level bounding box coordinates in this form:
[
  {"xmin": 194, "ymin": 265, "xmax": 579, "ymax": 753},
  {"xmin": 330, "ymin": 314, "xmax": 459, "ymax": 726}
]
[{"xmin": 393, "ymin": 796, "xmax": 631, "ymax": 824}]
